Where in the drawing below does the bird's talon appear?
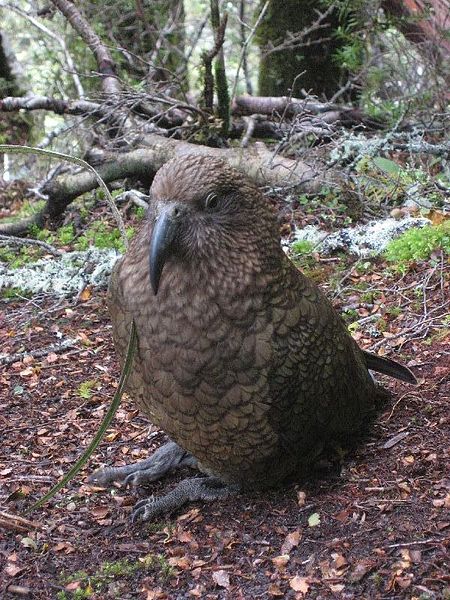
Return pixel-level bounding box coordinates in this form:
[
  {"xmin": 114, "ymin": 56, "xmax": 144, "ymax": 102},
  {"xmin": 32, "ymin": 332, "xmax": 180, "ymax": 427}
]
[{"xmin": 123, "ymin": 473, "xmax": 137, "ymax": 488}]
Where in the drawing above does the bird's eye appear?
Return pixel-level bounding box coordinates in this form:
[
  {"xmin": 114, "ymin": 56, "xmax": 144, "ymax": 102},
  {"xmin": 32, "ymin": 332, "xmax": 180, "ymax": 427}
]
[{"xmin": 204, "ymin": 193, "xmax": 219, "ymax": 211}]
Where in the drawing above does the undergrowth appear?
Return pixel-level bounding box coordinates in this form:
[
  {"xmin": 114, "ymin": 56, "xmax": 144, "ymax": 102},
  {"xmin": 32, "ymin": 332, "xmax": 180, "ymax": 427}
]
[
  {"xmin": 385, "ymin": 222, "xmax": 450, "ymax": 266},
  {"xmin": 57, "ymin": 555, "xmax": 174, "ymax": 599}
]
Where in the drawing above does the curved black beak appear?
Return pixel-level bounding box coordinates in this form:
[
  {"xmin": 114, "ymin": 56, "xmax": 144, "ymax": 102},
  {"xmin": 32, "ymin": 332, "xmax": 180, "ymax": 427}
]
[{"xmin": 149, "ymin": 206, "xmax": 180, "ymax": 295}]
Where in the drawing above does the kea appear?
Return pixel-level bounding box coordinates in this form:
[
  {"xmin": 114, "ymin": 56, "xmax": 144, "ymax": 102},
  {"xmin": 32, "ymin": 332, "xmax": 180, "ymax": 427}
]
[{"xmin": 90, "ymin": 155, "xmax": 416, "ymax": 521}]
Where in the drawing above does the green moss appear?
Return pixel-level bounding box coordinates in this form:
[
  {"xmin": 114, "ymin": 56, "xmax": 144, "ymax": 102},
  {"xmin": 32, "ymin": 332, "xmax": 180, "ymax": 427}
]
[
  {"xmin": 1, "ymin": 286, "xmax": 32, "ymax": 300},
  {"xmin": 134, "ymin": 206, "xmax": 146, "ymax": 220},
  {"xmin": 97, "ymin": 559, "xmax": 141, "ymax": 578},
  {"xmin": 360, "ymin": 290, "xmax": 382, "ymax": 303},
  {"xmin": 77, "ymin": 379, "xmax": 97, "ymax": 399},
  {"xmin": 75, "ymin": 222, "xmax": 134, "ymax": 252},
  {"xmin": 342, "ymin": 307, "xmax": 359, "ymax": 323},
  {"xmin": 386, "ymin": 305, "xmax": 402, "ymax": 318},
  {"xmin": 1, "ymin": 200, "xmax": 46, "ymax": 224},
  {"xmin": 385, "ymin": 222, "xmax": 450, "ymax": 264},
  {"xmin": 56, "ymin": 225, "xmax": 76, "ymax": 245},
  {"xmin": 59, "ymin": 554, "xmax": 174, "ymax": 598},
  {"xmin": 291, "ymin": 239, "xmax": 314, "ymax": 255}
]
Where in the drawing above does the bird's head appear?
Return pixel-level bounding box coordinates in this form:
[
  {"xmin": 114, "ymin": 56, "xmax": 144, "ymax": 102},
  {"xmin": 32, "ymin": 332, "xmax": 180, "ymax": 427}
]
[{"xmin": 147, "ymin": 154, "xmax": 278, "ymax": 295}]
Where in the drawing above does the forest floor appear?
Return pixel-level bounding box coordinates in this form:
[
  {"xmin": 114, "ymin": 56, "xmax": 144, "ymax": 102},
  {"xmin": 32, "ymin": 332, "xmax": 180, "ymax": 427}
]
[
  {"xmin": 1, "ymin": 248, "xmax": 449, "ymax": 600},
  {"xmin": 0, "ymin": 177, "xmax": 449, "ymax": 600}
]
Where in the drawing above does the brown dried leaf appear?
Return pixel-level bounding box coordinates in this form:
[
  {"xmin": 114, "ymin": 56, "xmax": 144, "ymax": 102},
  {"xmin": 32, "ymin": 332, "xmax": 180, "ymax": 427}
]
[
  {"xmin": 272, "ymin": 554, "xmax": 290, "ymax": 570},
  {"xmin": 297, "ymin": 490, "xmax": 306, "ymax": 506},
  {"xmin": 91, "ymin": 506, "xmax": 110, "ymax": 519},
  {"xmin": 289, "ymin": 575, "xmax": 309, "ymax": 594},
  {"xmin": 168, "ymin": 556, "xmax": 190, "ymax": 570},
  {"xmin": 5, "ymin": 563, "xmax": 23, "ymax": 577},
  {"xmin": 188, "ymin": 585, "xmax": 206, "ymax": 597},
  {"xmin": 79, "ymin": 287, "xmax": 92, "ymax": 302},
  {"xmin": 349, "ymin": 560, "xmax": 374, "ymax": 582},
  {"xmin": 281, "ymin": 530, "xmax": 301, "ymax": 555},
  {"xmin": 268, "ymin": 583, "xmax": 284, "ymax": 596},
  {"xmin": 331, "ymin": 552, "xmax": 348, "ymax": 570},
  {"xmin": 46, "ymin": 352, "xmax": 59, "ymax": 364}
]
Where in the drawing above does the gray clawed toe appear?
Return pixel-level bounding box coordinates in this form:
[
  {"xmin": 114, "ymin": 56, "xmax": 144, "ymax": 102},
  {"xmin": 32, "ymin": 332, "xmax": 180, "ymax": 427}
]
[{"xmin": 131, "ymin": 476, "xmax": 240, "ymax": 522}]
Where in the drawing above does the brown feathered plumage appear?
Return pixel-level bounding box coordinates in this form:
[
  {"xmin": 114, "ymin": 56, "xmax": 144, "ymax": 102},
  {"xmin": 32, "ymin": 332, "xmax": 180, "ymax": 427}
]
[{"xmin": 91, "ymin": 155, "xmax": 416, "ymax": 520}]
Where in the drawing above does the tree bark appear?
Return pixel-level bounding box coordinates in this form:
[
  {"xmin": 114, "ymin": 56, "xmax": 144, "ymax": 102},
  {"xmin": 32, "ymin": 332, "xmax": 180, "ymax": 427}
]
[
  {"xmin": 50, "ymin": 0, "xmax": 121, "ymax": 96},
  {"xmin": 381, "ymin": 0, "xmax": 450, "ymax": 62},
  {"xmin": 256, "ymin": 0, "xmax": 348, "ymax": 98}
]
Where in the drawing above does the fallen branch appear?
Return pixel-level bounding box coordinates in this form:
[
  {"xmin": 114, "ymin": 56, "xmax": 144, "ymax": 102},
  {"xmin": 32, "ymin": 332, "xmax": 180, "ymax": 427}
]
[
  {"xmin": 0, "ymin": 95, "xmax": 105, "ymax": 117},
  {"xmin": 232, "ymin": 95, "xmax": 384, "ymax": 129},
  {"xmin": 0, "ymin": 511, "xmax": 41, "ymax": 532},
  {"xmin": 0, "ymin": 145, "xmax": 128, "ymax": 246},
  {"xmin": 0, "ymin": 234, "xmax": 62, "ymax": 256},
  {"xmin": 0, "ymin": 337, "xmax": 78, "ymax": 366},
  {"xmin": 0, "ymin": 135, "xmax": 326, "ymax": 236}
]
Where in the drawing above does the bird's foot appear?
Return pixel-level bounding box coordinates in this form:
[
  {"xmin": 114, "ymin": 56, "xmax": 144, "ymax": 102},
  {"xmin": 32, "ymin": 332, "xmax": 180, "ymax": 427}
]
[
  {"xmin": 131, "ymin": 476, "xmax": 240, "ymax": 522},
  {"xmin": 88, "ymin": 441, "xmax": 197, "ymax": 488}
]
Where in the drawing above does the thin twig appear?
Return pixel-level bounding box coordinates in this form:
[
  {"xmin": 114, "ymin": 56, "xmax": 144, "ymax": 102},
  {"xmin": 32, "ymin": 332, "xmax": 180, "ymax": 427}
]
[
  {"xmin": 385, "ymin": 539, "xmax": 442, "ymax": 549},
  {"xmin": 0, "ymin": 1, "xmax": 85, "ymax": 98},
  {"xmin": 231, "ymin": 0, "xmax": 269, "ymax": 101},
  {"xmin": 0, "ymin": 234, "xmax": 62, "ymax": 257}
]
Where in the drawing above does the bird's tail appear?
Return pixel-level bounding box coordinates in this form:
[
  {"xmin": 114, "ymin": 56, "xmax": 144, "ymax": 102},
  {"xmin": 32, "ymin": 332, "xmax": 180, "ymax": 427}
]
[{"xmin": 363, "ymin": 350, "xmax": 417, "ymax": 384}]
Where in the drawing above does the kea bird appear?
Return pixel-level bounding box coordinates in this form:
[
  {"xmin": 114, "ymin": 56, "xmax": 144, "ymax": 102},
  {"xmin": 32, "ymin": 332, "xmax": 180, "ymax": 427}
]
[{"xmin": 90, "ymin": 155, "xmax": 416, "ymax": 521}]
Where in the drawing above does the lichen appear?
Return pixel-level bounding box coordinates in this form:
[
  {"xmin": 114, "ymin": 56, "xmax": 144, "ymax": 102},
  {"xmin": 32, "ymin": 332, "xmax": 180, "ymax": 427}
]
[
  {"xmin": 0, "ymin": 247, "xmax": 120, "ymax": 297},
  {"xmin": 291, "ymin": 216, "xmax": 431, "ymax": 258}
]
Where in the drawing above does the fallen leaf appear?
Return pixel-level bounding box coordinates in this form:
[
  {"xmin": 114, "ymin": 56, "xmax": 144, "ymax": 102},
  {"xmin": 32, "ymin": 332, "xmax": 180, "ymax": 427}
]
[
  {"xmin": 5, "ymin": 563, "xmax": 23, "ymax": 577},
  {"xmin": 20, "ymin": 537, "xmax": 37, "ymax": 550},
  {"xmin": 268, "ymin": 583, "xmax": 284, "ymax": 596},
  {"xmin": 91, "ymin": 506, "xmax": 110, "ymax": 519},
  {"xmin": 177, "ymin": 529, "xmax": 195, "ymax": 544},
  {"xmin": 19, "ymin": 367, "xmax": 34, "ymax": 377},
  {"xmin": 168, "ymin": 556, "xmax": 190, "ymax": 570},
  {"xmin": 281, "ymin": 530, "xmax": 301, "ymax": 554},
  {"xmin": 65, "ymin": 582, "xmax": 81, "ymax": 591},
  {"xmin": 188, "ymin": 585, "xmax": 206, "ymax": 597},
  {"xmin": 54, "ymin": 542, "xmax": 75, "ymax": 554},
  {"xmin": 79, "ymin": 287, "xmax": 92, "ymax": 301},
  {"xmin": 334, "ymin": 510, "xmax": 349, "ymax": 523},
  {"xmin": 308, "ymin": 512, "xmax": 320, "ymax": 527},
  {"xmin": 349, "ymin": 560, "xmax": 374, "ymax": 582},
  {"xmin": 382, "ymin": 431, "xmax": 409, "ymax": 449},
  {"xmin": 212, "ymin": 569, "xmax": 230, "ymax": 589},
  {"xmin": 331, "ymin": 552, "xmax": 348, "ymax": 570},
  {"xmin": 272, "ymin": 554, "xmax": 290, "ymax": 571},
  {"xmin": 289, "ymin": 575, "xmax": 309, "ymax": 594},
  {"xmin": 297, "ymin": 490, "xmax": 306, "ymax": 506}
]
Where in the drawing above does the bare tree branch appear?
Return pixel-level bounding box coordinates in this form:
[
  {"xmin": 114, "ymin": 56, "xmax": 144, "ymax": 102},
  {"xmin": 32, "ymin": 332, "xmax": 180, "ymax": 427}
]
[
  {"xmin": 0, "ymin": 234, "xmax": 62, "ymax": 256},
  {"xmin": 231, "ymin": 0, "xmax": 269, "ymax": 100},
  {"xmin": 0, "ymin": 1, "xmax": 85, "ymax": 98},
  {"xmin": 49, "ymin": 0, "xmax": 121, "ymax": 95}
]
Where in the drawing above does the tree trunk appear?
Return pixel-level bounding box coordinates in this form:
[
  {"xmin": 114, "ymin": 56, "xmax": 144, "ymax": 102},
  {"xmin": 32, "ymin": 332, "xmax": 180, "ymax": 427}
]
[
  {"xmin": 0, "ymin": 31, "xmax": 30, "ymax": 146},
  {"xmin": 256, "ymin": 0, "xmax": 347, "ymax": 98},
  {"xmin": 381, "ymin": 0, "xmax": 450, "ymax": 79}
]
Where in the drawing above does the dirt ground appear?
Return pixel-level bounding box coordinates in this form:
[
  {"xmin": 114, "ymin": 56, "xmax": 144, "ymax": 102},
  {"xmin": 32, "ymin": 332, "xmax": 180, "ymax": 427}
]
[{"xmin": 1, "ymin": 257, "xmax": 449, "ymax": 599}]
